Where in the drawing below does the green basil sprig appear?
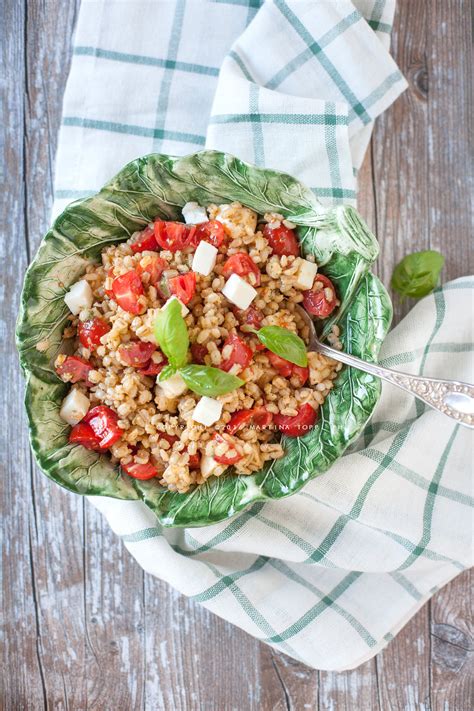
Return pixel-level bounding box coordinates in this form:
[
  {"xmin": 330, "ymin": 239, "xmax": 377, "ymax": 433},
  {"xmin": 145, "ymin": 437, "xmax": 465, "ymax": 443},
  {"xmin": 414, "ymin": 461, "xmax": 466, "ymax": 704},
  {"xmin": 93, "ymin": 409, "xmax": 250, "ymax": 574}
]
[
  {"xmin": 254, "ymin": 325, "xmax": 307, "ymax": 367},
  {"xmin": 391, "ymin": 250, "xmax": 445, "ymax": 300},
  {"xmin": 154, "ymin": 302, "xmax": 244, "ymax": 396},
  {"xmin": 153, "ymin": 298, "xmax": 189, "ymax": 368},
  {"xmin": 179, "ymin": 364, "xmax": 244, "ymax": 397}
]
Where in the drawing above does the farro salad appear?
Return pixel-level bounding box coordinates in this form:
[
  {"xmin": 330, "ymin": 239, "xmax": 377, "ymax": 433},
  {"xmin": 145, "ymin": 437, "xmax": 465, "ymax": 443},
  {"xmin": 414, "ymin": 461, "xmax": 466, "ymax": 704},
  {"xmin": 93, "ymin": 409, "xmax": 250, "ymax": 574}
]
[{"xmin": 55, "ymin": 202, "xmax": 343, "ymax": 493}]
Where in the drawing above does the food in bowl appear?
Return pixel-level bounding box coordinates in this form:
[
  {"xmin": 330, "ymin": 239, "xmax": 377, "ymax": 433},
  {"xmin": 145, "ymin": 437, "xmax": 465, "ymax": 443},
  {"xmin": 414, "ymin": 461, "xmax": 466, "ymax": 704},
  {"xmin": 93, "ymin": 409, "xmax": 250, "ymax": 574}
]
[{"xmin": 55, "ymin": 201, "xmax": 342, "ymax": 493}]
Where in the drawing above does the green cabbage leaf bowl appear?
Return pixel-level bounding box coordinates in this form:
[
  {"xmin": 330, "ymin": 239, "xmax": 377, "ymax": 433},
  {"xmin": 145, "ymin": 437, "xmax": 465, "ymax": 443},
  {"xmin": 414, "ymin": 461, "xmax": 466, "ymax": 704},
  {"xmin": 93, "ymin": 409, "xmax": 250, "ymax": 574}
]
[{"xmin": 17, "ymin": 150, "xmax": 392, "ymax": 527}]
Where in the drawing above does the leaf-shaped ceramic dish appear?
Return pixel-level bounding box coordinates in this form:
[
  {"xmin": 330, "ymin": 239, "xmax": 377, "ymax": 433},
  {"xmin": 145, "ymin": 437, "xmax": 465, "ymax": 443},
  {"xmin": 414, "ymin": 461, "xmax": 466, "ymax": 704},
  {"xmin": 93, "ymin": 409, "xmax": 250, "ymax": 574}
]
[{"xmin": 17, "ymin": 151, "xmax": 392, "ymax": 527}]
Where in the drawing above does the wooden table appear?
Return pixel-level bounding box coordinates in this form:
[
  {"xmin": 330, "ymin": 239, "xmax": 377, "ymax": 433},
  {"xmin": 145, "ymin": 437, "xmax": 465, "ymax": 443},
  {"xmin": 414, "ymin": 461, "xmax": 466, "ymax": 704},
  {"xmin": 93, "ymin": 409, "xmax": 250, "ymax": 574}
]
[{"xmin": 3, "ymin": 1, "xmax": 472, "ymax": 708}]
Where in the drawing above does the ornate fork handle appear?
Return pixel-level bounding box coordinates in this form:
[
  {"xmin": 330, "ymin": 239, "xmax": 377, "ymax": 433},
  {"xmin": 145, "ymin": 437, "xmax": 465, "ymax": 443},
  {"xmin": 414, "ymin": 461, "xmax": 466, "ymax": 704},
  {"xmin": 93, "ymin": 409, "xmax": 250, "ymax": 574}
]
[{"xmin": 315, "ymin": 342, "xmax": 474, "ymax": 428}]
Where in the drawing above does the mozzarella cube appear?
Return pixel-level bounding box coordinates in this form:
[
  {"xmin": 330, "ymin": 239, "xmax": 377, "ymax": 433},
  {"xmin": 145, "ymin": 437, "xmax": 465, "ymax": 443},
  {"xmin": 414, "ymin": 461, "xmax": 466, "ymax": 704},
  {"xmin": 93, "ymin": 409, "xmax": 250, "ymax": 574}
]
[
  {"xmin": 182, "ymin": 202, "xmax": 208, "ymax": 225},
  {"xmin": 222, "ymin": 274, "xmax": 257, "ymax": 310},
  {"xmin": 60, "ymin": 389, "xmax": 90, "ymax": 426},
  {"xmin": 158, "ymin": 372, "xmax": 188, "ymax": 398},
  {"xmin": 192, "ymin": 396, "xmax": 223, "ymax": 427},
  {"xmin": 200, "ymin": 454, "xmax": 220, "ymax": 477},
  {"xmin": 161, "ymin": 295, "xmax": 189, "ymax": 317},
  {"xmin": 294, "ymin": 259, "xmax": 318, "ymax": 290},
  {"xmin": 192, "ymin": 240, "xmax": 218, "ymax": 276},
  {"xmin": 64, "ymin": 279, "xmax": 93, "ymax": 315}
]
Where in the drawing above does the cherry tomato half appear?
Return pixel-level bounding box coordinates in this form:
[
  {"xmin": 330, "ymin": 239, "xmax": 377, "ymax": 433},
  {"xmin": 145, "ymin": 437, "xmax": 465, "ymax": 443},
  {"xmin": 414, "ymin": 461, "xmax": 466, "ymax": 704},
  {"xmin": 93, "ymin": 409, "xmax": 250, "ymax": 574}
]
[
  {"xmin": 83, "ymin": 405, "xmax": 123, "ymax": 449},
  {"xmin": 192, "ymin": 220, "xmax": 226, "ymax": 248},
  {"xmin": 267, "ymin": 351, "xmax": 309, "ymax": 386},
  {"xmin": 274, "ymin": 403, "xmax": 317, "ymax": 437},
  {"xmin": 111, "ymin": 270, "xmax": 144, "ymax": 314},
  {"xmin": 302, "ymin": 274, "xmax": 338, "ymax": 318},
  {"xmin": 212, "ymin": 433, "xmax": 243, "ymax": 465},
  {"xmin": 130, "ymin": 225, "xmax": 159, "ymax": 253},
  {"xmin": 220, "ymin": 333, "xmax": 253, "ymax": 373},
  {"xmin": 78, "ymin": 317, "xmax": 110, "ymax": 350},
  {"xmin": 158, "ymin": 432, "xmax": 179, "ymax": 446},
  {"xmin": 222, "ymin": 253, "xmax": 261, "ymax": 286},
  {"xmin": 267, "ymin": 351, "xmax": 293, "ymax": 378},
  {"xmin": 136, "ymin": 255, "xmax": 168, "ymax": 285},
  {"xmin": 226, "ymin": 407, "xmax": 273, "ymax": 435},
  {"xmin": 118, "ymin": 341, "xmax": 156, "ymax": 367},
  {"xmin": 188, "ymin": 451, "xmax": 201, "ymax": 469},
  {"xmin": 232, "ymin": 305, "xmax": 264, "ymax": 330},
  {"xmin": 154, "ymin": 221, "xmax": 196, "ymax": 252},
  {"xmin": 139, "ymin": 357, "xmax": 167, "ymax": 376},
  {"xmin": 69, "ymin": 421, "xmax": 103, "ymax": 450},
  {"xmin": 56, "ymin": 355, "xmax": 93, "ymax": 385},
  {"xmin": 122, "ymin": 460, "xmax": 160, "ymax": 480},
  {"xmin": 169, "ymin": 271, "xmax": 196, "ymax": 305},
  {"xmin": 191, "ymin": 343, "xmax": 208, "ymax": 365},
  {"xmin": 263, "ymin": 223, "xmax": 299, "ymax": 256}
]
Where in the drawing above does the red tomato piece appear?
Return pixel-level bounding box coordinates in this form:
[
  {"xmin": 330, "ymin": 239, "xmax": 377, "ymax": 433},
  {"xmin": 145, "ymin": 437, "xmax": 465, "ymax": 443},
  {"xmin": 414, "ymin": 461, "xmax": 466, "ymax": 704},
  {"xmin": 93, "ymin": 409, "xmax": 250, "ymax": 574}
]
[
  {"xmin": 212, "ymin": 434, "xmax": 243, "ymax": 465},
  {"xmin": 193, "ymin": 220, "xmax": 226, "ymax": 248},
  {"xmin": 130, "ymin": 225, "xmax": 159, "ymax": 253},
  {"xmin": 188, "ymin": 451, "xmax": 201, "ymax": 469},
  {"xmin": 233, "ymin": 305, "xmax": 264, "ymax": 330},
  {"xmin": 111, "ymin": 270, "xmax": 144, "ymax": 314},
  {"xmin": 226, "ymin": 407, "xmax": 273, "ymax": 435},
  {"xmin": 191, "ymin": 343, "xmax": 208, "ymax": 365},
  {"xmin": 169, "ymin": 271, "xmax": 196, "ymax": 305},
  {"xmin": 291, "ymin": 364, "xmax": 309, "ymax": 387},
  {"xmin": 302, "ymin": 274, "xmax": 338, "ymax": 318},
  {"xmin": 274, "ymin": 403, "xmax": 317, "ymax": 437},
  {"xmin": 158, "ymin": 432, "xmax": 179, "ymax": 447},
  {"xmin": 263, "ymin": 223, "xmax": 299, "ymax": 256},
  {"xmin": 136, "ymin": 255, "xmax": 168, "ymax": 285},
  {"xmin": 267, "ymin": 351, "xmax": 293, "ymax": 378},
  {"xmin": 220, "ymin": 333, "xmax": 253, "ymax": 372},
  {"xmin": 56, "ymin": 355, "xmax": 93, "ymax": 385},
  {"xmin": 122, "ymin": 460, "xmax": 160, "ymax": 480},
  {"xmin": 222, "ymin": 253, "xmax": 261, "ymax": 286},
  {"xmin": 139, "ymin": 358, "xmax": 167, "ymax": 376},
  {"xmin": 69, "ymin": 422, "xmax": 102, "ymax": 450},
  {"xmin": 78, "ymin": 317, "xmax": 110, "ymax": 350},
  {"xmin": 267, "ymin": 351, "xmax": 309, "ymax": 386},
  {"xmin": 83, "ymin": 405, "xmax": 123, "ymax": 449},
  {"xmin": 154, "ymin": 221, "xmax": 196, "ymax": 252},
  {"xmin": 118, "ymin": 341, "xmax": 156, "ymax": 367}
]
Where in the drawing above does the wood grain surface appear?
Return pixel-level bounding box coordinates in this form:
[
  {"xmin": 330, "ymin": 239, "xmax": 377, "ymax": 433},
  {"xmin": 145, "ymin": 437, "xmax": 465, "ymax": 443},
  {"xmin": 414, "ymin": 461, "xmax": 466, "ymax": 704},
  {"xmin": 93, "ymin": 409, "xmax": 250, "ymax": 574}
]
[{"xmin": 1, "ymin": 0, "xmax": 472, "ymax": 709}]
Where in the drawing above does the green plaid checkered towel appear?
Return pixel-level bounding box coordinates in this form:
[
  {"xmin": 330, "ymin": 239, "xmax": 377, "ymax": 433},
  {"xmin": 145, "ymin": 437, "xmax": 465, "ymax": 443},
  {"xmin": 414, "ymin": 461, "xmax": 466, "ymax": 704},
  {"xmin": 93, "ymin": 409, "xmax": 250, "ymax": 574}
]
[{"xmin": 52, "ymin": 1, "xmax": 473, "ymax": 670}]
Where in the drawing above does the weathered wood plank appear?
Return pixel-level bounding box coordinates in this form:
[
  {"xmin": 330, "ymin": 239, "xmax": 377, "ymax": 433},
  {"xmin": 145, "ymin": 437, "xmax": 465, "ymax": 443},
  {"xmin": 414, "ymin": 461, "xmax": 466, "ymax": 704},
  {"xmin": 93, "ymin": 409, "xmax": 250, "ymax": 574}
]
[
  {"xmin": 430, "ymin": 570, "xmax": 473, "ymax": 711},
  {"xmin": 1, "ymin": 1, "xmax": 48, "ymax": 705}
]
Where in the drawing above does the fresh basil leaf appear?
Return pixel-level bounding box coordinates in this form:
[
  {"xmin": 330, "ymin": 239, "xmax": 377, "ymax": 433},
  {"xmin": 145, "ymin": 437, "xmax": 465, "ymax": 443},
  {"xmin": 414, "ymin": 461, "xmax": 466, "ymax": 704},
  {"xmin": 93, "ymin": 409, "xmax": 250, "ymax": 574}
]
[
  {"xmin": 179, "ymin": 364, "xmax": 244, "ymax": 397},
  {"xmin": 256, "ymin": 326, "xmax": 307, "ymax": 367},
  {"xmin": 391, "ymin": 250, "xmax": 445, "ymax": 300},
  {"xmin": 153, "ymin": 298, "xmax": 189, "ymax": 368},
  {"xmin": 158, "ymin": 365, "xmax": 177, "ymax": 382}
]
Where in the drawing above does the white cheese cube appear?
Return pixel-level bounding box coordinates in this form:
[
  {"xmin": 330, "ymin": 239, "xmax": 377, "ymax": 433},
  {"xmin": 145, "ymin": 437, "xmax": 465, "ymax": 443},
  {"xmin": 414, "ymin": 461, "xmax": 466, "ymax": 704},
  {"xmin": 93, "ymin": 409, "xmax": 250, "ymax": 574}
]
[
  {"xmin": 161, "ymin": 295, "xmax": 189, "ymax": 317},
  {"xmin": 60, "ymin": 389, "xmax": 90, "ymax": 426},
  {"xmin": 64, "ymin": 279, "xmax": 93, "ymax": 315},
  {"xmin": 158, "ymin": 372, "xmax": 188, "ymax": 398},
  {"xmin": 192, "ymin": 396, "xmax": 223, "ymax": 427},
  {"xmin": 200, "ymin": 454, "xmax": 220, "ymax": 477},
  {"xmin": 182, "ymin": 201, "xmax": 208, "ymax": 225},
  {"xmin": 222, "ymin": 273, "xmax": 257, "ymax": 311},
  {"xmin": 192, "ymin": 240, "xmax": 218, "ymax": 276},
  {"xmin": 294, "ymin": 259, "xmax": 318, "ymax": 290}
]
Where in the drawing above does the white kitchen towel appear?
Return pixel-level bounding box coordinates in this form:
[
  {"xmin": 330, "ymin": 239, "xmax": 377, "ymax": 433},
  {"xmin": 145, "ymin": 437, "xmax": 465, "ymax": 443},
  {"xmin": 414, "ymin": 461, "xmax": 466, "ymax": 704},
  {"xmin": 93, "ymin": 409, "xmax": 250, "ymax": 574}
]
[{"xmin": 51, "ymin": 0, "xmax": 474, "ymax": 670}]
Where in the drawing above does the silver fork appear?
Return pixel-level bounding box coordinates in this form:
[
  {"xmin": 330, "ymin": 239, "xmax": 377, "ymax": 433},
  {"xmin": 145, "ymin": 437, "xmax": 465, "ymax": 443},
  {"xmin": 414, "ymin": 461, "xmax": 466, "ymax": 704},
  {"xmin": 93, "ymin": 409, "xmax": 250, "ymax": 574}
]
[{"xmin": 296, "ymin": 305, "xmax": 474, "ymax": 428}]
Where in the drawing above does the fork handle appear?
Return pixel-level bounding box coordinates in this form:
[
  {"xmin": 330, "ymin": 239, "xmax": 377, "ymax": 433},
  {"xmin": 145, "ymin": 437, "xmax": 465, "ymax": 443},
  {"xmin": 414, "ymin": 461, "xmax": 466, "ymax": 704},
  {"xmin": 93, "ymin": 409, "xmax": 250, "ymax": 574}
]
[{"xmin": 315, "ymin": 342, "xmax": 474, "ymax": 428}]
